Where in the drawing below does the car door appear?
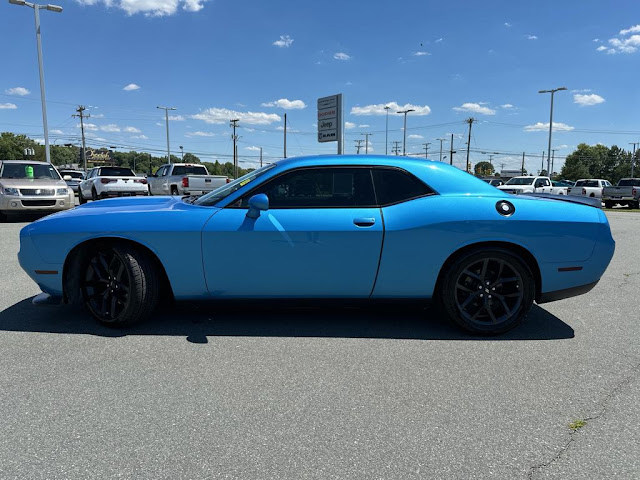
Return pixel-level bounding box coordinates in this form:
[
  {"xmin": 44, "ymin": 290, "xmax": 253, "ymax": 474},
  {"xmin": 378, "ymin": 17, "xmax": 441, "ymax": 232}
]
[
  {"xmin": 201, "ymin": 166, "xmax": 384, "ymax": 297},
  {"xmin": 80, "ymin": 168, "xmax": 95, "ymax": 197},
  {"xmin": 149, "ymin": 166, "xmax": 165, "ymax": 195}
]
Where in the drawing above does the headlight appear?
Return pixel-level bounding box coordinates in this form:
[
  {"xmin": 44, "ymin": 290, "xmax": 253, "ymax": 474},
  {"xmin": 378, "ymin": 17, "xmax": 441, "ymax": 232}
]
[
  {"xmin": 1, "ymin": 186, "xmax": 19, "ymax": 196},
  {"xmin": 57, "ymin": 188, "xmax": 70, "ymax": 195}
]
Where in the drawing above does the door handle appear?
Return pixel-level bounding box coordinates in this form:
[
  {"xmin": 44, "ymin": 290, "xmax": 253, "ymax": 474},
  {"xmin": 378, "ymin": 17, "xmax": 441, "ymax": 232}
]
[{"xmin": 353, "ymin": 217, "xmax": 376, "ymax": 227}]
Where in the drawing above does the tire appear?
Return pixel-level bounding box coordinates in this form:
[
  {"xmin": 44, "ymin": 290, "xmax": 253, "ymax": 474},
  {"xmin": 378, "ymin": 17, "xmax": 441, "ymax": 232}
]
[
  {"xmin": 78, "ymin": 189, "xmax": 87, "ymax": 205},
  {"xmin": 438, "ymin": 248, "xmax": 535, "ymax": 335},
  {"xmin": 170, "ymin": 186, "xmax": 179, "ymax": 196},
  {"xmin": 148, "ymin": 185, "xmax": 153, "ymax": 196},
  {"xmin": 633, "ymin": 201, "xmax": 640, "ymax": 210},
  {"xmin": 0, "ymin": 211, "xmax": 7, "ymax": 222},
  {"xmin": 589, "ymin": 193, "xmax": 595, "ymax": 198},
  {"xmin": 91, "ymin": 187, "xmax": 98, "ymax": 202},
  {"xmin": 79, "ymin": 243, "xmax": 159, "ymax": 326},
  {"xmin": 603, "ymin": 201, "xmax": 614, "ymax": 209}
]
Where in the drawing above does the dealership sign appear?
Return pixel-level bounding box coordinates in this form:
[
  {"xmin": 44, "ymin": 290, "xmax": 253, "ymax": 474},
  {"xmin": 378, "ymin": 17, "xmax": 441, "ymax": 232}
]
[{"xmin": 317, "ymin": 94, "xmax": 342, "ymax": 150}]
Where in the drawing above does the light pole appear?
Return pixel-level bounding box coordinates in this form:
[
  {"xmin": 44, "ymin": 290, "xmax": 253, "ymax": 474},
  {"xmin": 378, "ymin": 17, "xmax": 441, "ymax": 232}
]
[
  {"xmin": 361, "ymin": 132, "xmax": 372, "ymax": 154},
  {"xmin": 9, "ymin": 0, "xmax": 63, "ymax": 164},
  {"xmin": 157, "ymin": 106, "xmax": 176, "ymax": 163},
  {"xmin": 437, "ymin": 138, "xmax": 446, "ymax": 162},
  {"xmin": 179, "ymin": 145, "xmax": 184, "ymax": 161},
  {"xmin": 538, "ymin": 87, "xmax": 567, "ymax": 176},
  {"xmin": 384, "ymin": 105, "xmax": 390, "ymax": 155},
  {"xmin": 397, "ymin": 108, "xmax": 415, "ymax": 156}
]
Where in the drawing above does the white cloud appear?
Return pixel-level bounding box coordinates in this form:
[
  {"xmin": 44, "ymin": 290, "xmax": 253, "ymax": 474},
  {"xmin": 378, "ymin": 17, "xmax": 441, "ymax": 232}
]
[
  {"xmin": 261, "ymin": 98, "xmax": 307, "ymax": 109},
  {"xmin": 435, "ymin": 38, "xmax": 443, "ymax": 43},
  {"xmin": 412, "ymin": 51, "xmax": 430, "ymax": 56},
  {"xmin": 596, "ymin": 45, "xmax": 607, "ymax": 51},
  {"xmin": 100, "ymin": 124, "xmax": 121, "ymax": 132},
  {"xmin": 91, "ymin": 113, "xmax": 105, "ymax": 118},
  {"xmin": 169, "ymin": 115, "xmax": 185, "ymax": 121},
  {"xmin": 527, "ymin": 34, "xmax": 538, "ymax": 40},
  {"xmin": 192, "ymin": 107, "xmax": 281, "ymax": 125},
  {"xmin": 5, "ymin": 87, "xmax": 30, "ymax": 96},
  {"xmin": 50, "ymin": 129, "xmax": 64, "ymax": 135},
  {"xmin": 131, "ymin": 134, "xmax": 148, "ymax": 139},
  {"xmin": 0, "ymin": 103, "xmax": 17, "ymax": 109},
  {"xmin": 123, "ymin": 83, "xmax": 140, "ymax": 91},
  {"xmin": 333, "ymin": 52, "xmax": 351, "ymax": 61},
  {"xmin": 273, "ymin": 35, "xmax": 293, "ymax": 48},
  {"xmin": 620, "ymin": 25, "xmax": 640, "ymax": 35},
  {"xmin": 501, "ymin": 104, "xmax": 514, "ymax": 109},
  {"xmin": 75, "ymin": 1, "xmax": 209, "ymax": 16},
  {"xmin": 358, "ymin": 124, "xmax": 370, "ymax": 128},
  {"xmin": 453, "ymin": 102, "xmax": 496, "ymax": 115},
  {"xmin": 408, "ymin": 134, "xmax": 423, "ymax": 139},
  {"xmin": 185, "ymin": 131, "xmax": 215, "ymax": 137},
  {"xmin": 524, "ymin": 122, "xmax": 574, "ymax": 132},
  {"xmin": 351, "ymin": 101, "xmax": 431, "ymax": 116},
  {"xmin": 78, "ymin": 123, "xmax": 98, "ymax": 131},
  {"xmin": 245, "ymin": 146, "xmax": 261, "ymax": 152},
  {"xmin": 124, "ymin": 126, "xmax": 141, "ymax": 133},
  {"xmin": 593, "ymin": 38, "xmax": 600, "ymax": 42},
  {"xmin": 504, "ymin": 22, "xmax": 512, "ymax": 27},
  {"xmin": 573, "ymin": 93, "xmax": 605, "ymax": 106},
  {"xmin": 345, "ymin": 122, "xmax": 356, "ymax": 129}
]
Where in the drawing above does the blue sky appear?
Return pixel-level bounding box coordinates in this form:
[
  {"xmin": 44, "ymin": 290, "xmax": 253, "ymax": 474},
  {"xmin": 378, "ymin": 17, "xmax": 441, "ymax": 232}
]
[{"xmin": 1, "ymin": 0, "xmax": 639, "ymax": 173}]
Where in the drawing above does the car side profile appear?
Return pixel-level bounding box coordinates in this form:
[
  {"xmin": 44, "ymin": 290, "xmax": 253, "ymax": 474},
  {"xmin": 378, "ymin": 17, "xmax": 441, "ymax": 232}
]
[{"xmin": 18, "ymin": 155, "xmax": 615, "ymax": 335}]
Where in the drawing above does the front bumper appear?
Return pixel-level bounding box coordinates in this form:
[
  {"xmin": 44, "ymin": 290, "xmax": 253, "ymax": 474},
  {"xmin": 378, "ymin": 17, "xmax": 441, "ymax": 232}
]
[{"xmin": 0, "ymin": 193, "xmax": 74, "ymax": 213}]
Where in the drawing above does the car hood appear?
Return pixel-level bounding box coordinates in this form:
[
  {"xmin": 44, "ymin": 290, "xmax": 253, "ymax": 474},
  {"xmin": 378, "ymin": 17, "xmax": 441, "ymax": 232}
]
[{"xmin": 0, "ymin": 178, "xmax": 67, "ymax": 189}]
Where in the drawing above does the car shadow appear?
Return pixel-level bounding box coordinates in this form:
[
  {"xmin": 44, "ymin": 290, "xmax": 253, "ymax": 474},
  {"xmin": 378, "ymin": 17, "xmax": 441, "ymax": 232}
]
[{"xmin": 0, "ymin": 298, "xmax": 574, "ymax": 343}]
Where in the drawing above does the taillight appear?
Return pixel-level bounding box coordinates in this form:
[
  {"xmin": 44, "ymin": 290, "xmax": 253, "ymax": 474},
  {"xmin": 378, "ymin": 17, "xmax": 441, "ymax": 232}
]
[
  {"xmin": 182, "ymin": 177, "xmax": 189, "ymax": 187},
  {"xmin": 135, "ymin": 178, "xmax": 147, "ymax": 184},
  {"xmin": 100, "ymin": 178, "xmax": 115, "ymax": 184},
  {"xmin": 582, "ymin": 188, "xmax": 586, "ymax": 195}
]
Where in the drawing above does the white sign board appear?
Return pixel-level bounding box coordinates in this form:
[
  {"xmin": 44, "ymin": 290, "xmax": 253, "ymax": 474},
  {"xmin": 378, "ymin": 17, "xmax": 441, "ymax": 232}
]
[{"xmin": 317, "ymin": 94, "xmax": 342, "ymax": 151}]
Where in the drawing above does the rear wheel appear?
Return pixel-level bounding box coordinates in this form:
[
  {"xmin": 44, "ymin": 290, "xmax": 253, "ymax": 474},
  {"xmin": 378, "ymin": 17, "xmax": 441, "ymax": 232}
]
[
  {"xmin": 439, "ymin": 248, "xmax": 535, "ymax": 335},
  {"xmin": 91, "ymin": 187, "xmax": 98, "ymax": 202},
  {"xmin": 79, "ymin": 243, "xmax": 158, "ymax": 326},
  {"xmin": 603, "ymin": 200, "xmax": 614, "ymax": 209},
  {"xmin": 78, "ymin": 189, "xmax": 87, "ymax": 204},
  {"xmin": 170, "ymin": 186, "xmax": 179, "ymax": 196}
]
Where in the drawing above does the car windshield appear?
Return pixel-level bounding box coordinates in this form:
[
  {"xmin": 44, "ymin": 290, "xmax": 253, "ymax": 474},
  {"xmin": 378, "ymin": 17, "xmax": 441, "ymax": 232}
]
[
  {"xmin": 195, "ymin": 164, "xmax": 277, "ymax": 206},
  {"xmin": 100, "ymin": 167, "xmax": 135, "ymax": 176},
  {"xmin": 172, "ymin": 165, "xmax": 208, "ymax": 175},
  {"xmin": 61, "ymin": 171, "xmax": 84, "ymax": 179},
  {"xmin": 505, "ymin": 177, "xmax": 534, "ymax": 185},
  {"xmin": 0, "ymin": 163, "xmax": 61, "ymax": 180},
  {"xmin": 617, "ymin": 179, "xmax": 640, "ymax": 186}
]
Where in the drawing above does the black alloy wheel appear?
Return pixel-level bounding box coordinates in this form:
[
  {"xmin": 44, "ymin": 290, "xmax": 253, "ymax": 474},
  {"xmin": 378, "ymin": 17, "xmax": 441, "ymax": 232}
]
[
  {"xmin": 79, "ymin": 244, "xmax": 158, "ymax": 326},
  {"xmin": 440, "ymin": 248, "xmax": 535, "ymax": 334},
  {"xmin": 78, "ymin": 189, "xmax": 86, "ymax": 204},
  {"xmin": 91, "ymin": 187, "xmax": 98, "ymax": 202},
  {"xmin": 170, "ymin": 186, "xmax": 179, "ymax": 195}
]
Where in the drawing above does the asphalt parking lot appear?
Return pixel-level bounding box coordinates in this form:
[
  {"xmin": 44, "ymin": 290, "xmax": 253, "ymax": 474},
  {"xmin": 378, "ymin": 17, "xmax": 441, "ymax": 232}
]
[{"xmin": 0, "ymin": 212, "xmax": 638, "ymax": 479}]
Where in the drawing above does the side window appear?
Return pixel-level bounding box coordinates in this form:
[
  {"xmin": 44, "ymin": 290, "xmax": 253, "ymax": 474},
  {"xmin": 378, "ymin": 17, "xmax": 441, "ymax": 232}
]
[
  {"xmin": 372, "ymin": 168, "xmax": 434, "ymax": 206},
  {"xmin": 241, "ymin": 168, "xmax": 376, "ymax": 208},
  {"xmin": 161, "ymin": 166, "xmax": 169, "ymax": 177},
  {"xmin": 153, "ymin": 166, "xmax": 164, "ymax": 176},
  {"xmin": 545, "ymin": 179, "xmax": 551, "ymax": 187}
]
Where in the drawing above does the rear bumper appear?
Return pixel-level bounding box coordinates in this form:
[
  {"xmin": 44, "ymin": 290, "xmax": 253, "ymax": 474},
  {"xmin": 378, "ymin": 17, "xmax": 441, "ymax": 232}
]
[
  {"xmin": 100, "ymin": 191, "xmax": 148, "ymax": 199},
  {"xmin": 537, "ymin": 281, "xmax": 598, "ymax": 304}
]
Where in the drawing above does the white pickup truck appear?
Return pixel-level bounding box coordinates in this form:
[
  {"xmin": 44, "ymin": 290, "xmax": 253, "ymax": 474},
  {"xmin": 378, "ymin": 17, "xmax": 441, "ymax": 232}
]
[
  {"xmin": 147, "ymin": 163, "xmax": 228, "ymax": 196},
  {"xmin": 497, "ymin": 176, "xmax": 554, "ymax": 195},
  {"xmin": 567, "ymin": 179, "xmax": 611, "ymax": 199}
]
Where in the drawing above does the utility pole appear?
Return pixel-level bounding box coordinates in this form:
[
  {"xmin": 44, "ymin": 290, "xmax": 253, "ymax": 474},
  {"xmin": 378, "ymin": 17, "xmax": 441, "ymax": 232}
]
[
  {"xmin": 283, "ymin": 113, "xmax": 287, "ymax": 159},
  {"xmin": 521, "ymin": 152, "xmax": 525, "ymax": 176},
  {"xmin": 630, "ymin": 142, "xmax": 638, "ymax": 177},
  {"xmin": 437, "ymin": 138, "xmax": 445, "ymax": 162},
  {"xmin": 449, "ymin": 134, "xmax": 455, "ymax": 166},
  {"xmin": 260, "ymin": 147, "xmax": 263, "ymax": 168},
  {"xmin": 392, "ymin": 141, "xmax": 402, "ymax": 155},
  {"xmin": 422, "ymin": 142, "xmax": 431, "ymax": 159},
  {"xmin": 550, "ymin": 149, "xmax": 556, "ymax": 177},
  {"xmin": 157, "ymin": 106, "xmax": 176, "ymax": 163},
  {"xmin": 179, "ymin": 145, "xmax": 184, "ymax": 161},
  {"xmin": 384, "ymin": 105, "xmax": 390, "ymax": 155},
  {"xmin": 72, "ymin": 105, "xmax": 89, "ymax": 171},
  {"xmin": 355, "ymin": 139, "xmax": 364, "ymax": 154},
  {"xmin": 361, "ymin": 133, "xmax": 372, "ymax": 154},
  {"xmin": 230, "ymin": 119, "xmax": 239, "ymax": 179},
  {"xmin": 465, "ymin": 118, "xmax": 475, "ymax": 173},
  {"xmin": 541, "ymin": 151, "xmax": 545, "ymax": 174}
]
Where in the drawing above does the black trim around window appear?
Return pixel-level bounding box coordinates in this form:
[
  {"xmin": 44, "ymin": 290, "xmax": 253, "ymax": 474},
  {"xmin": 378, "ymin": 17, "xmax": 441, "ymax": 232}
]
[{"xmin": 226, "ymin": 165, "xmax": 438, "ymax": 210}]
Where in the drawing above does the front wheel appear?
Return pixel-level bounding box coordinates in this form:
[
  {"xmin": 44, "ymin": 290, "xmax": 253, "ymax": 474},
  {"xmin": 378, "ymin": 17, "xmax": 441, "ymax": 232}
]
[
  {"xmin": 170, "ymin": 186, "xmax": 179, "ymax": 196},
  {"xmin": 79, "ymin": 243, "xmax": 159, "ymax": 326},
  {"xmin": 78, "ymin": 189, "xmax": 87, "ymax": 204},
  {"xmin": 438, "ymin": 248, "xmax": 535, "ymax": 335}
]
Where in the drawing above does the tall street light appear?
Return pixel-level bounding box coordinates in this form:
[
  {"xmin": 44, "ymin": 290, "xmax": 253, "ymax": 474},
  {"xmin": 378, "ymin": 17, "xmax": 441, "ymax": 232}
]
[
  {"xmin": 538, "ymin": 87, "xmax": 567, "ymax": 175},
  {"xmin": 157, "ymin": 106, "xmax": 176, "ymax": 163},
  {"xmin": 9, "ymin": 0, "xmax": 63, "ymax": 164},
  {"xmin": 384, "ymin": 105, "xmax": 390, "ymax": 155},
  {"xmin": 397, "ymin": 108, "xmax": 415, "ymax": 156}
]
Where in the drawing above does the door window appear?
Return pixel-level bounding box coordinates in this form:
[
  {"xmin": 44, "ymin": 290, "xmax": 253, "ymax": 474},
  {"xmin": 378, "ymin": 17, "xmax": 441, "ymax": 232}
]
[
  {"xmin": 240, "ymin": 167, "xmax": 376, "ymax": 208},
  {"xmin": 372, "ymin": 168, "xmax": 434, "ymax": 206}
]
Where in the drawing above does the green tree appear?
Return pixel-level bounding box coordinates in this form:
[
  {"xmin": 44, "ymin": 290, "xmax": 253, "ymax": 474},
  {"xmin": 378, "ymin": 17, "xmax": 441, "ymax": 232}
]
[
  {"xmin": 0, "ymin": 132, "xmax": 40, "ymax": 160},
  {"xmin": 474, "ymin": 161, "xmax": 494, "ymax": 176}
]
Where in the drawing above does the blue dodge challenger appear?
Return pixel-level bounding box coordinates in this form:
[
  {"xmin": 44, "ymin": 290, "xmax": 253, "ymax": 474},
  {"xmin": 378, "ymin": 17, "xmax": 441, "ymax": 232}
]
[{"xmin": 18, "ymin": 155, "xmax": 615, "ymax": 334}]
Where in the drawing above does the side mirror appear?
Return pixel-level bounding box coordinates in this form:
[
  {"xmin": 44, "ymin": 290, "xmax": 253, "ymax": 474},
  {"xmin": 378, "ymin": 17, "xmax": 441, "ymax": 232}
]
[
  {"xmin": 246, "ymin": 193, "xmax": 269, "ymax": 219},
  {"xmin": 63, "ymin": 175, "xmax": 72, "ymax": 181}
]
